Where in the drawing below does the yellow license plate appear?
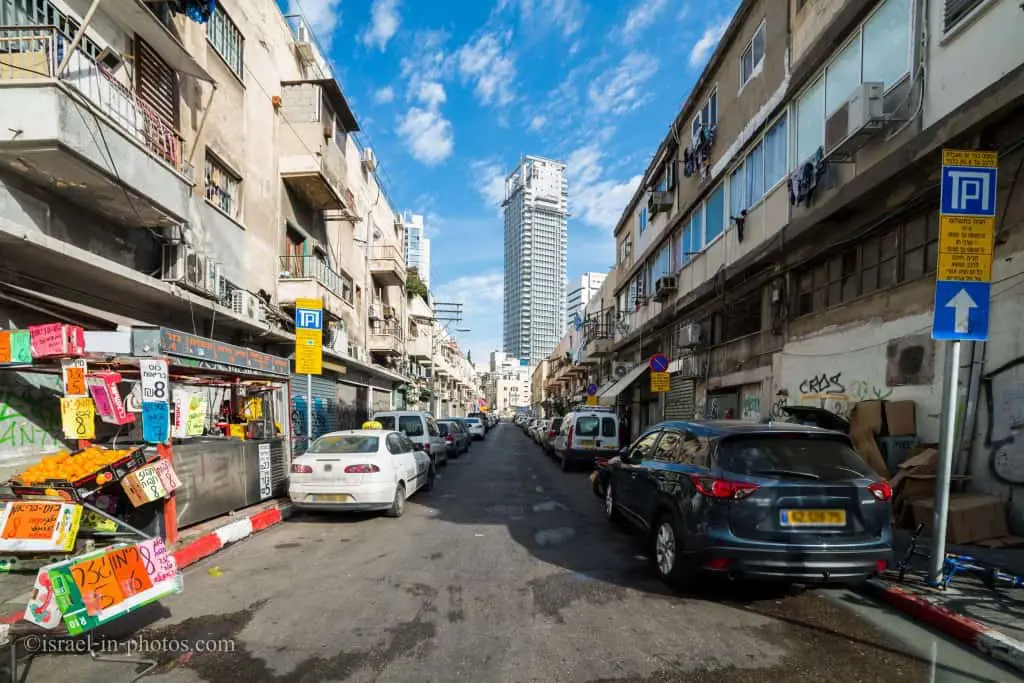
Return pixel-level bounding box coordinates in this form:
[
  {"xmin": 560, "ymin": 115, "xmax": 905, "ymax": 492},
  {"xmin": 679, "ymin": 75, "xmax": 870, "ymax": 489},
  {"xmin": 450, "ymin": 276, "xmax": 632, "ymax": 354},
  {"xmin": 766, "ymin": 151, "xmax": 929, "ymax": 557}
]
[
  {"xmin": 312, "ymin": 494, "xmax": 351, "ymax": 503},
  {"xmin": 577, "ymin": 440, "xmax": 595, "ymax": 448},
  {"xmin": 780, "ymin": 509, "xmax": 846, "ymax": 526}
]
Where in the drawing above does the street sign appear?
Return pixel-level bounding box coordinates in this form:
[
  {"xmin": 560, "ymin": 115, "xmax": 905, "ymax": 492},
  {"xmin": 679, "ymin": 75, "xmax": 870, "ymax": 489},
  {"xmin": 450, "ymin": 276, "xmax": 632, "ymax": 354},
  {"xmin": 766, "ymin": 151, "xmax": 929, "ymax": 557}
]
[
  {"xmin": 586, "ymin": 395, "xmax": 599, "ymax": 406},
  {"xmin": 650, "ymin": 371, "xmax": 670, "ymax": 393},
  {"xmin": 932, "ymin": 149, "xmax": 997, "ymax": 341},
  {"xmin": 586, "ymin": 383, "xmax": 598, "ymax": 396},
  {"xmin": 294, "ymin": 298, "xmax": 323, "ymax": 375},
  {"xmin": 649, "ymin": 353, "xmax": 669, "ymax": 373}
]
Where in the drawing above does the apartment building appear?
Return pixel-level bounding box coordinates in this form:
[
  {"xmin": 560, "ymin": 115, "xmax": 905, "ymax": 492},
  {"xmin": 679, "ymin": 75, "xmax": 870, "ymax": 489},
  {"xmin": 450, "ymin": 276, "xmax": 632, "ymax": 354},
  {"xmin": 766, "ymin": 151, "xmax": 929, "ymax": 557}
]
[
  {"xmin": 566, "ymin": 272, "xmax": 606, "ymax": 328},
  {"xmin": 0, "ymin": 0, "xmax": 480, "ymax": 465},
  {"xmin": 403, "ymin": 212, "xmax": 431, "ymax": 287},
  {"xmin": 543, "ymin": 0, "xmax": 1024, "ymax": 526}
]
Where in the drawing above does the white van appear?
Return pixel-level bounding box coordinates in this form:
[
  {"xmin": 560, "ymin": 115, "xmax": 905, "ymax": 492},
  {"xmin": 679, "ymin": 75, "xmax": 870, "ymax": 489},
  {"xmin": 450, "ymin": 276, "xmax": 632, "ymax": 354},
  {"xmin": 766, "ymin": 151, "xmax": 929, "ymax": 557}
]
[
  {"xmin": 551, "ymin": 409, "xmax": 621, "ymax": 471},
  {"xmin": 372, "ymin": 411, "xmax": 448, "ymax": 468}
]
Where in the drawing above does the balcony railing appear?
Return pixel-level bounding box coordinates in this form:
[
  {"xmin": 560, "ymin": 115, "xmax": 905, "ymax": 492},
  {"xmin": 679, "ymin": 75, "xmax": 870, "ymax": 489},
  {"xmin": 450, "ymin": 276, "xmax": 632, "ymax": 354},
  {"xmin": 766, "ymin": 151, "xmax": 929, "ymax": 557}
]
[
  {"xmin": 369, "ymin": 244, "xmax": 407, "ymax": 281},
  {"xmin": 279, "ymin": 255, "xmax": 354, "ymax": 304},
  {"xmin": 371, "ymin": 320, "xmax": 404, "ymax": 341},
  {"xmin": 0, "ymin": 27, "xmax": 186, "ymax": 173}
]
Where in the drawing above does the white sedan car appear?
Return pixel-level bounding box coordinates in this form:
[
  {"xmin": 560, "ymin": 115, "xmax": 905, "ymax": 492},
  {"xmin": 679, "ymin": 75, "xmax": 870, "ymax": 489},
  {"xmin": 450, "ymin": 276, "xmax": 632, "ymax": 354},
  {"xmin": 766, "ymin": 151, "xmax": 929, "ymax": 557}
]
[
  {"xmin": 289, "ymin": 430, "xmax": 434, "ymax": 517},
  {"xmin": 464, "ymin": 417, "xmax": 486, "ymax": 440}
]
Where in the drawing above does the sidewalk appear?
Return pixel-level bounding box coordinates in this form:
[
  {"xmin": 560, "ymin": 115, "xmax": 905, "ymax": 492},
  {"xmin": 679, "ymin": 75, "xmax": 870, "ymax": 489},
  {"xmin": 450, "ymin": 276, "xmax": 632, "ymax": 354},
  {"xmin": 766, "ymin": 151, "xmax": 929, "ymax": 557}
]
[
  {"xmin": 861, "ymin": 529, "xmax": 1024, "ymax": 675},
  {"xmin": 0, "ymin": 498, "xmax": 293, "ymax": 625}
]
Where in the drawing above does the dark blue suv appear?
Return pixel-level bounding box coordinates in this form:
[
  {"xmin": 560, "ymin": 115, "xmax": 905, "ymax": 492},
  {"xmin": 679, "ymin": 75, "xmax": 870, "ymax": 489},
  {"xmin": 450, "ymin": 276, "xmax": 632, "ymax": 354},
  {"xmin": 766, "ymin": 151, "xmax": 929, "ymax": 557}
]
[{"xmin": 604, "ymin": 420, "xmax": 893, "ymax": 587}]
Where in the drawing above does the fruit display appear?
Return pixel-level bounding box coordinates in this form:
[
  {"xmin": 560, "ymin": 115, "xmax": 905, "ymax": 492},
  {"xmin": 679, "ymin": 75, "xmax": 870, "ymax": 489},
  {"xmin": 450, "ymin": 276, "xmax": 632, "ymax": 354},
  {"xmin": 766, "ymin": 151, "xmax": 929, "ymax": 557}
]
[{"xmin": 14, "ymin": 447, "xmax": 140, "ymax": 485}]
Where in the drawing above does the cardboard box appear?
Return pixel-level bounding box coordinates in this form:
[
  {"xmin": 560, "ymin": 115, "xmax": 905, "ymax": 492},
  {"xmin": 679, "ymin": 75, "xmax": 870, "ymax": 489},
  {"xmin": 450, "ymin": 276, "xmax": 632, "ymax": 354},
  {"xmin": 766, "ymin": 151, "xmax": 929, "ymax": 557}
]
[
  {"xmin": 884, "ymin": 401, "xmax": 917, "ymax": 437},
  {"xmin": 911, "ymin": 494, "xmax": 1009, "ymax": 545},
  {"xmin": 850, "ymin": 400, "xmax": 884, "ymax": 435}
]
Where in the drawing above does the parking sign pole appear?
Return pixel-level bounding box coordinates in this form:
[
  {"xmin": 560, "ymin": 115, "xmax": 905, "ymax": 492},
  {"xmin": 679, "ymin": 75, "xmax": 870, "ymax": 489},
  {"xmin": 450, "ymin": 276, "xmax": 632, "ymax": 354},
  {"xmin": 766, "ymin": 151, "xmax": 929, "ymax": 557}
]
[
  {"xmin": 307, "ymin": 373, "xmax": 313, "ymax": 444},
  {"xmin": 928, "ymin": 340, "xmax": 961, "ymax": 585}
]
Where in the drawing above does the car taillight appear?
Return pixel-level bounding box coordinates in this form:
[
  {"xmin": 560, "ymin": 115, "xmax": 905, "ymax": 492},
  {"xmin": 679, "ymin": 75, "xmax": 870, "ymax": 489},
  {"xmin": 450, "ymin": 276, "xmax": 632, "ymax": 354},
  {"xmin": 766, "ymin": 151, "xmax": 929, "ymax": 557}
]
[
  {"xmin": 689, "ymin": 474, "xmax": 759, "ymax": 500},
  {"xmin": 868, "ymin": 481, "xmax": 892, "ymax": 502},
  {"xmin": 291, "ymin": 464, "xmax": 313, "ymax": 474},
  {"xmin": 344, "ymin": 464, "xmax": 380, "ymax": 473},
  {"xmin": 445, "ymin": 434, "xmax": 454, "ymax": 442},
  {"xmin": 547, "ymin": 430, "xmax": 556, "ymax": 438},
  {"xmin": 567, "ymin": 425, "xmax": 574, "ymax": 449},
  {"xmin": 423, "ymin": 442, "xmax": 431, "ymax": 453}
]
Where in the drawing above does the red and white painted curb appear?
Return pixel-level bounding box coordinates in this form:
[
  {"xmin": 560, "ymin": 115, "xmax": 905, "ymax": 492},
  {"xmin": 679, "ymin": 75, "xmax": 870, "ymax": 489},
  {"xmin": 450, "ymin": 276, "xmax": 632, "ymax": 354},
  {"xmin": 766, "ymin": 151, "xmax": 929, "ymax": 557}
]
[
  {"xmin": 0, "ymin": 501, "xmax": 293, "ymax": 627},
  {"xmin": 862, "ymin": 578, "xmax": 1024, "ymax": 674}
]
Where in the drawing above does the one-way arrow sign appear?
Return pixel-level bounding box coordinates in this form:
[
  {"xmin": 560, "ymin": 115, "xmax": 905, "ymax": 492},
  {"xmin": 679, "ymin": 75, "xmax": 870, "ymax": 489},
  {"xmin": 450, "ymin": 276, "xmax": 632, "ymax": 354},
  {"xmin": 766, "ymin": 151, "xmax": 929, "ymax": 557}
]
[
  {"xmin": 933, "ymin": 280, "xmax": 991, "ymax": 341},
  {"xmin": 946, "ymin": 288, "xmax": 977, "ymax": 334}
]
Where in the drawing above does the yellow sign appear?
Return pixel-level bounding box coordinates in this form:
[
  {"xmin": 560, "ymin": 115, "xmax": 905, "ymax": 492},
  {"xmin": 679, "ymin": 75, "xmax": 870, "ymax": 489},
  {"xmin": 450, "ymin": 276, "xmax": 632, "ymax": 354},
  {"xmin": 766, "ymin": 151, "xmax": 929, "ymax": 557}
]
[
  {"xmin": 586, "ymin": 395, "xmax": 599, "ymax": 406},
  {"xmin": 650, "ymin": 371, "xmax": 670, "ymax": 393},
  {"xmin": 938, "ymin": 251, "xmax": 993, "ymax": 282},
  {"xmin": 60, "ymin": 397, "xmax": 96, "ymax": 439},
  {"xmin": 294, "ymin": 297, "xmax": 322, "ymax": 310},
  {"xmin": 942, "ymin": 149, "xmax": 999, "ymax": 168},
  {"xmin": 295, "ymin": 328, "xmax": 323, "ymax": 375},
  {"xmin": 939, "ymin": 215, "xmax": 996, "ymax": 255}
]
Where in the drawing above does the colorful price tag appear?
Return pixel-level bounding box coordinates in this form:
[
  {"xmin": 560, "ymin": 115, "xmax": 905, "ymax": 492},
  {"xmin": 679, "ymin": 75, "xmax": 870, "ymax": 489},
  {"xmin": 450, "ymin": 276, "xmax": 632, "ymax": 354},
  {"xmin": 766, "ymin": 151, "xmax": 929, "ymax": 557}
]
[
  {"xmin": 60, "ymin": 397, "xmax": 96, "ymax": 440},
  {"xmin": 0, "ymin": 331, "xmax": 10, "ymax": 363},
  {"xmin": 0, "ymin": 502, "xmax": 82, "ymax": 553},
  {"xmin": 9, "ymin": 331, "xmax": 31, "ymax": 363},
  {"xmin": 61, "ymin": 358, "xmax": 87, "ymax": 397},
  {"xmin": 142, "ymin": 402, "xmax": 169, "ymax": 444}
]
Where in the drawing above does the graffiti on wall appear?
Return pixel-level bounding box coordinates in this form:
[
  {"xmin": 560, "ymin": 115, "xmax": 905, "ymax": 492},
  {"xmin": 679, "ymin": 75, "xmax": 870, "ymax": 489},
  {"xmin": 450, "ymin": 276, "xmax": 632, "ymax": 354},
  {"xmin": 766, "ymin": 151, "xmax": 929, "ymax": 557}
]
[
  {"xmin": 983, "ymin": 357, "xmax": 1024, "ymax": 485},
  {"xmin": 769, "ymin": 394, "xmax": 790, "ymax": 419},
  {"xmin": 741, "ymin": 395, "xmax": 761, "ymax": 422},
  {"xmin": 793, "ymin": 370, "xmax": 895, "ymax": 418},
  {"xmin": 0, "ymin": 378, "xmax": 67, "ymax": 459}
]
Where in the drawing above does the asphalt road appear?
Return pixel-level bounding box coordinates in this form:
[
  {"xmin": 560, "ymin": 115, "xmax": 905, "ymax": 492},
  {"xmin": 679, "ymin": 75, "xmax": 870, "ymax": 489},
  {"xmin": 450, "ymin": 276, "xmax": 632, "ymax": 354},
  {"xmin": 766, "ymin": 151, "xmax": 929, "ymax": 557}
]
[{"xmin": 6, "ymin": 423, "xmax": 1021, "ymax": 682}]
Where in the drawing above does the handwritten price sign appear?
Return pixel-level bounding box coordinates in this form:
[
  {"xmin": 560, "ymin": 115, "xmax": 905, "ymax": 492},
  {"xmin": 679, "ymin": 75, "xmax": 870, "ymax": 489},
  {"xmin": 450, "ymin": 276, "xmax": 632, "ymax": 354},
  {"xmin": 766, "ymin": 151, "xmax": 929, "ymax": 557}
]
[
  {"xmin": 71, "ymin": 545, "xmax": 154, "ymax": 614},
  {"xmin": 61, "ymin": 358, "xmax": 87, "ymax": 397},
  {"xmin": 0, "ymin": 501, "xmax": 82, "ymax": 553},
  {"xmin": 60, "ymin": 397, "xmax": 96, "ymax": 440}
]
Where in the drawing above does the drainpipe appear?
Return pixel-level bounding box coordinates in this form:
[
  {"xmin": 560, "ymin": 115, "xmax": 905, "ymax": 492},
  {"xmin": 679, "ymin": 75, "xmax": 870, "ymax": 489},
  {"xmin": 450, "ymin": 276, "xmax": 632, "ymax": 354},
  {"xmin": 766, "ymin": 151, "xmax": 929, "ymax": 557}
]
[
  {"xmin": 56, "ymin": 0, "xmax": 104, "ymax": 76},
  {"xmin": 956, "ymin": 341, "xmax": 986, "ymax": 478}
]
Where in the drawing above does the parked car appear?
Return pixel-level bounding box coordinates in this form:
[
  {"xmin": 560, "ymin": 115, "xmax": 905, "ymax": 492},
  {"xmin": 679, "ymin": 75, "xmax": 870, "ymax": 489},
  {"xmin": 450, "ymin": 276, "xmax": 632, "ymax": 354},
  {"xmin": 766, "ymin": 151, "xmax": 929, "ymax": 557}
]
[
  {"xmin": 532, "ymin": 419, "xmax": 549, "ymax": 444},
  {"xmin": 541, "ymin": 417, "xmax": 563, "ymax": 455},
  {"xmin": 464, "ymin": 417, "xmax": 487, "ymax": 440},
  {"xmin": 437, "ymin": 419, "xmax": 471, "ymax": 457},
  {"xmin": 603, "ymin": 420, "xmax": 893, "ymax": 587},
  {"xmin": 372, "ymin": 411, "xmax": 448, "ymax": 468},
  {"xmin": 289, "ymin": 430, "xmax": 434, "ymax": 517},
  {"xmin": 468, "ymin": 411, "xmax": 490, "ymax": 432},
  {"xmin": 551, "ymin": 409, "xmax": 621, "ymax": 471}
]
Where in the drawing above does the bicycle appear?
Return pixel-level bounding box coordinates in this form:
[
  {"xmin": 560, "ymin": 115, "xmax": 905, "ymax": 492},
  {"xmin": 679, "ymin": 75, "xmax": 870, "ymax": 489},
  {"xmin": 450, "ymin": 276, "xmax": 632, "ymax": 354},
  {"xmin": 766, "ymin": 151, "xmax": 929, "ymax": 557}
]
[{"xmin": 896, "ymin": 523, "xmax": 1024, "ymax": 590}]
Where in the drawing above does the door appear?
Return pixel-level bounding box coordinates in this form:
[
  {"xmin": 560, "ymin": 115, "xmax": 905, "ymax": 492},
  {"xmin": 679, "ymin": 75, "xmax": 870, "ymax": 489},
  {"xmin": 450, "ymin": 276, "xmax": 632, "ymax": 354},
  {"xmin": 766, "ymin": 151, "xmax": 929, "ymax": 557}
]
[
  {"xmin": 614, "ymin": 430, "xmax": 662, "ymax": 522},
  {"xmin": 599, "ymin": 414, "xmax": 618, "ymax": 451},
  {"xmin": 642, "ymin": 429, "xmax": 684, "ymax": 522},
  {"xmin": 386, "ymin": 433, "xmax": 415, "ymax": 491}
]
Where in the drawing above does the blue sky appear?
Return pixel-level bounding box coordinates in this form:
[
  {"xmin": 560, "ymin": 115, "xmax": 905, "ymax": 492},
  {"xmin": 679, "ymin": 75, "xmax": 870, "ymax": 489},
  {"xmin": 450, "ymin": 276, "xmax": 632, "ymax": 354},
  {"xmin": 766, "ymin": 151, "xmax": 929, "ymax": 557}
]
[{"xmin": 281, "ymin": 0, "xmax": 736, "ymax": 362}]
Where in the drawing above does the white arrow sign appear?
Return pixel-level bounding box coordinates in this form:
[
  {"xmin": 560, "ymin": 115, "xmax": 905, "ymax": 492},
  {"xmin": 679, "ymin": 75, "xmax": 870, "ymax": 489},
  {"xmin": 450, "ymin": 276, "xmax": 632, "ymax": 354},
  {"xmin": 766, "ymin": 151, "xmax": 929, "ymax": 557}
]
[{"xmin": 945, "ymin": 288, "xmax": 978, "ymax": 334}]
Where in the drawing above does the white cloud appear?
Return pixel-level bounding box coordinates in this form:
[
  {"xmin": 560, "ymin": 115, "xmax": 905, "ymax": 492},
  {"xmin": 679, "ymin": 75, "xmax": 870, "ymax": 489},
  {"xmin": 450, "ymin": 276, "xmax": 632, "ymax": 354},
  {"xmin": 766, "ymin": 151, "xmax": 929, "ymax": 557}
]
[
  {"xmin": 360, "ymin": 0, "xmax": 401, "ymax": 51},
  {"xmin": 504, "ymin": 0, "xmax": 586, "ymax": 38},
  {"xmin": 689, "ymin": 18, "xmax": 730, "ymax": 69},
  {"xmin": 433, "ymin": 272, "xmax": 505, "ymax": 362},
  {"xmin": 470, "ymin": 160, "xmax": 507, "ymax": 212},
  {"xmin": 456, "ymin": 33, "xmax": 517, "ymax": 107},
  {"xmin": 416, "ymin": 81, "xmax": 447, "ymax": 108},
  {"xmin": 397, "ymin": 107, "xmax": 454, "ymax": 166},
  {"xmin": 288, "ymin": 0, "xmax": 342, "ymax": 45},
  {"xmin": 373, "ymin": 86, "xmax": 396, "ymax": 104},
  {"xmin": 567, "ymin": 143, "xmax": 643, "ymax": 232},
  {"xmin": 587, "ymin": 52, "xmax": 660, "ymax": 115},
  {"xmin": 528, "ymin": 115, "xmax": 547, "ymax": 131},
  {"xmin": 622, "ymin": 0, "xmax": 670, "ymax": 40}
]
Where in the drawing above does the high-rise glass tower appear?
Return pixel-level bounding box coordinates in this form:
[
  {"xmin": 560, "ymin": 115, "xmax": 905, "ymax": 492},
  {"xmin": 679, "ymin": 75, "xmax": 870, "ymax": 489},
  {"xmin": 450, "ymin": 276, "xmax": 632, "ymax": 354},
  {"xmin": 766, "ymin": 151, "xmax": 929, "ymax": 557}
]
[
  {"xmin": 403, "ymin": 212, "xmax": 431, "ymax": 288},
  {"xmin": 502, "ymin": 156, "xmax": 568, "ymax": 364}
]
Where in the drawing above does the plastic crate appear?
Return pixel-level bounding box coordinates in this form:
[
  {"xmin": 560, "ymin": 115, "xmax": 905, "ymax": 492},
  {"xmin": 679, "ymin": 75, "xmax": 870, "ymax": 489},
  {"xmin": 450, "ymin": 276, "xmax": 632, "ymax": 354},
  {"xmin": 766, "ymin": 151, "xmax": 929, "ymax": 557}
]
[{"xmin": 8, "ymin": 447, "xmax": 153, "ymax": 502}]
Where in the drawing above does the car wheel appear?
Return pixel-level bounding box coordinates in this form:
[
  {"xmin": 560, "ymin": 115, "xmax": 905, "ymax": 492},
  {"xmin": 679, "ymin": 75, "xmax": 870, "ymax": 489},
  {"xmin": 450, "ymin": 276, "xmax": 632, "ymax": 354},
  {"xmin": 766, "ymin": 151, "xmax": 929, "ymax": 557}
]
[
  {"xmin": 423, "ymin": 466, "xmax": 436, "ymax": 492},
  {"xmin": 560, "ymin": 453, "xmax": 571, "ymax": 472},
  {"xmin": 604, "ymin": 481, "xmax": 621, "ymax": 521},
  {"xmin": 386, "ymin": 483, "xmax": 406, "ymax": 518},
  {"xmin": 652, "ymin": 513, "xmax": 693, "ymax": 587},
  {"xmin": 593, "ymin": 472, "xmax": 606, "ymax": 500}
]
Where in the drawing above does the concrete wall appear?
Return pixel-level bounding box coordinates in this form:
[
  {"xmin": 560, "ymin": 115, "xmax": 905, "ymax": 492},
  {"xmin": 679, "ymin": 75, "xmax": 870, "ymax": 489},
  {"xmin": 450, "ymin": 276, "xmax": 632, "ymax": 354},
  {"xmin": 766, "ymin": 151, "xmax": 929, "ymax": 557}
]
[{"xmin": 790, "ymin": 0, "xmax": 849, "ymax": 68}]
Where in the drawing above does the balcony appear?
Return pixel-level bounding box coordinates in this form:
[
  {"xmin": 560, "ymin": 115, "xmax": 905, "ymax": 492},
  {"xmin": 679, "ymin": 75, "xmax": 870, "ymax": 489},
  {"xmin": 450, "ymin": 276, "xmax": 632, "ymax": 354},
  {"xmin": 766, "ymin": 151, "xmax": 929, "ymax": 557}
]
[
  {"xmin": 582, "ymin": 321, "xmax": 615, "ymax": 360},
  {"xmin": 407, "ymin": 332, "xmax": 431, "ymax": 360},
  {"xmin": 279, "ymin": 82, "xmax": 354, "ymax": 211},
  {"xmin": 369, "ymin": 245, "xmax": 407, "ymax": 287},
  {"xmin": 369, "ymin": 320, "xmax": 404, "ymax": 356},
  {"xmin": 278, "ymin": 255, "xmax": 354, "ymax": 319},
  {"xmin": 0, "ymin": 27, "xmax": 191, "ymax": 228}
]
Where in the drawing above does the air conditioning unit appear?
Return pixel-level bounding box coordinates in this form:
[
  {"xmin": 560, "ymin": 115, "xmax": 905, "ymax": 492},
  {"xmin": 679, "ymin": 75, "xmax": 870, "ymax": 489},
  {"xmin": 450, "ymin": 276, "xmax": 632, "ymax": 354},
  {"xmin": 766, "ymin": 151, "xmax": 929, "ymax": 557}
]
[
  {"xmin": 647, "ymin": 191, "xmax": 673, "ymax": 216},
  {"xmin": 824, "ymin": 82, "xmax": 885, "ymax": 159},
  {"xmin": 205, "ymin": 260, "xmax": 224, "ymax": 299},
  {"xmin": 293, "ymin": 22, "xmax": 315, "ymax": 62},
  {"xmin": 676, "ymin": 322, "xmax": 703, "ymax": 349},
  {"xmin": 231, "ymin": 290, "xmax": 261, "ymax": 322},
  {"xmin": 611, "ymin": 362, "xmax": 632, "ymax": 380},
  {"xmin": 185, "ymin": 252, "xmax": 206, "ymax": 291},
  {"xmin": 361, "ymin": 147, "xmax": 377, "ymax": 173},
  {"xmin": 675, "ymin": 353, "xmax": 706, "ymax": 379},
  {"xmin": 383, "ymin": 304, "xmax": 396, "ymax": 319},
  {"xmin": 368, "ymin": 303, "xmax": 382, "ymax": 320},
  {"xmin": 160, "ymin": 243, "xmax": 189, "ymax": 282},
  {"xmin": 653, "ymin": 275, "xmax": 678, "ymax": 302},
  {"xmin": 326, "ymin": 322, "xmax": 348, "ymax": 354}
]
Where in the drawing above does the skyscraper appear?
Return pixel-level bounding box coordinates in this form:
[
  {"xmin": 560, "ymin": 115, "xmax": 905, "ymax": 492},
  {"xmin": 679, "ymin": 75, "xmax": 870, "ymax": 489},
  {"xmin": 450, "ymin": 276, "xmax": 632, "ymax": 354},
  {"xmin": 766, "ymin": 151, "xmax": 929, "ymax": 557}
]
[
  {"xmin": 566, "ymin": 272, "xmax": 607, "ymax": 328},
  {"xmin": 502, "ymin": 156, "xmax": 568, "ymax": 364},
  {"xmin": 403, "ymin": 212, "xmax": 431, "ymax": 287}
]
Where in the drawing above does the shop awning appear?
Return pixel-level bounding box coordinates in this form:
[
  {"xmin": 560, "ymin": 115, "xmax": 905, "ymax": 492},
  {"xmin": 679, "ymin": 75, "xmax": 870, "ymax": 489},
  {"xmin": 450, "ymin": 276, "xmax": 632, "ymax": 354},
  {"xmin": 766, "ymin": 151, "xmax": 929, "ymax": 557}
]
[
  {"xmin": 112, "ymin": 1, "xmax": 215, "ymax": 82},
  {"xmin": 599, "ymin": 364, "xmax": 648, "ymax": 405},
  {"xmin": 0, "ymin": 282, "xmax": 147, "ymax": 329}
]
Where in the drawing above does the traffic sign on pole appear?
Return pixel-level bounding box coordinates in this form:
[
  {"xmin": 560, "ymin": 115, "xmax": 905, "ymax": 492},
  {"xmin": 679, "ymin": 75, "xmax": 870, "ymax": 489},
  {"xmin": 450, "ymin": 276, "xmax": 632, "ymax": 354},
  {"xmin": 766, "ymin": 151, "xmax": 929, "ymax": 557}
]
[
  {"xmin": 294, "ymin": 298, "xmax": 323, "ymax": 376},
  {"xmin": 586, "ymin": 383, "xmax": 598, "ymax": 396},
  {"xmin": 649, "ymin": 353, "xmax": 669, "ymax": 373}
]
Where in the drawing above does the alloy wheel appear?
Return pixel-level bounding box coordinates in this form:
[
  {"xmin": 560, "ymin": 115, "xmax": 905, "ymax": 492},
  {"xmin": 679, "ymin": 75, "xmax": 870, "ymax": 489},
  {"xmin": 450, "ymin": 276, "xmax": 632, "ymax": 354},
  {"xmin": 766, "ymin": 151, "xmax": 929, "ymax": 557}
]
[{"xmin": 656, "ymin": 522, "xmax": 676, "ymax": 577}]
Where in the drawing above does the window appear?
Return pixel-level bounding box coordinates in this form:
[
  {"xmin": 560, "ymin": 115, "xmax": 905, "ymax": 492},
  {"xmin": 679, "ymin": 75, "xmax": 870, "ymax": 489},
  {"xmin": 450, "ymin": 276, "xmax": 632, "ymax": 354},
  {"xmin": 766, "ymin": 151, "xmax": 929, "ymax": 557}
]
[
  {"xmin": 745, "ymin": 142, "xmax": 765, "ymax": 207},
  {"xmin": 601, "ymin": 417, "xmax": 617, "ymax": 438},
  {"xmin": 386, "ymin": 433, "xmax": 405, "ymax": 454},
  {"xmin": 629, "ymin": 430, "xmax": 662, "ymax": 460},
  {"xmin": 729, "ymin": 165, "xmax": 746, "ymax": 217},
  {"xmin": 204, "ymin": 153, "xmax": 240, "ymax": 218},
  {"xmin": 653, "ymin": 431, "xmax": 683, "ymax": 463},
  {"xmin": 825, "ymin": 34, "xmax": 863, "ymax": 116},
  {"xmin": 717, "ymin": 436, "xmax": 872, "ymax": 480},
  {"xmin": 619, "ymin": 237, "xmax": 632, "ymax": 265},
  {"xmin": 763, "ymin": 115, "xmax": 788, "ymax": 189},
  {"xmin": 398, "ymin": 415, "xmax": 424, "ymax": 436},
  {"xmin": 794, "ymin": 209, "xmax": 938, "ymax": 315},
  {"xmin": 740, "ymin": 22, "xmax": 766, "ymax": 87},
  {"xmin": 308, "ymin": 435, "xmax": 379, "ymax": 454},
  {"xmin": 864, "ymin": 0, "xmax": 912, "ymax": 87},
  {"xmin": 795, "ymin": 76, "xmax": 825, "ymax": 166},
  {"xmin": 657, "ymin": 163, "xmax": 675, "ymax": 192},
  {"xmin": 576, "ymin": 416, "xmax": 600, "ymax": 437},
  {"xmin": 943, "ymin": 0, "xmax": 985, "ymax": 33},
  {"xmin": 637, "ymin": 206, "xmax": 649, "ymax": 233},
  {"xmin": 705, "ymin": 184, "xmax": 726, "ymax": 243},
  {"xmin": 206, "ymin": 2, "xmax": 243, "ymax": 79},
  {"xmin": 692, "ymin": 88, "xmax": 718, "ymax": 136}
]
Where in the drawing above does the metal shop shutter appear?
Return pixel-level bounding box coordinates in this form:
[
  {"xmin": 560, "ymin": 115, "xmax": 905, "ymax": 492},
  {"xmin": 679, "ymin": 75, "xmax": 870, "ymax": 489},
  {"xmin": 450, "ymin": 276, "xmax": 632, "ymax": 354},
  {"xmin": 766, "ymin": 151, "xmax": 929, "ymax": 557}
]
[
  {"xmin": 290, "ymin": 373, "xmax": 340, "ymax": 453},
  {"xmin": 664, "ymin": 373, "xmax": 695, "ymax": 421}
]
